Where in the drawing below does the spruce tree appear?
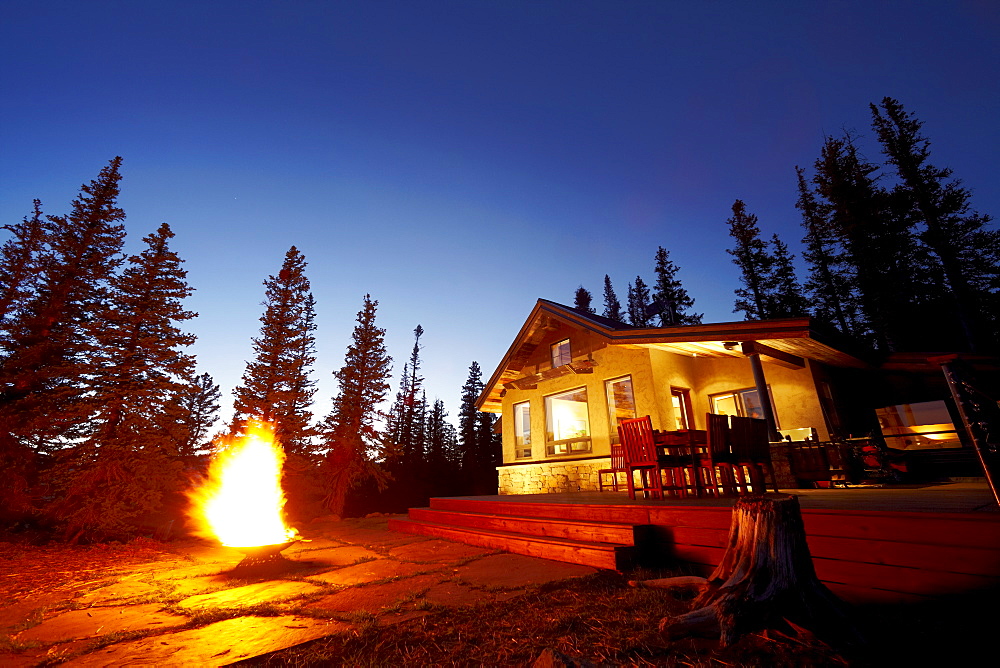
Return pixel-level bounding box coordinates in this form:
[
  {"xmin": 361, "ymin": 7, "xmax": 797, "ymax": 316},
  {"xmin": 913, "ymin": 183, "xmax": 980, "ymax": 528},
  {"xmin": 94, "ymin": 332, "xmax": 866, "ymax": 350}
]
[
  {"xmin": 626, "ymin": 277, "xmax": 653, "ymax": 327},
  {"xmin": 320, "ymin": 295, "xmax": 392, "ymax": 517},
  {"xmin": 232, "ymin": 246, "xmax": 317, "ymax": 454},
  {"xmin": 458, "ymin": 361, "xmax": 498, "ymax": 494},
  {"xmin": 652, "ymin": 246, "xmax": 702, "ymax": 325},
  {"xmin": 601, "ymin": 275, "xmax": 623, "ymax": 323},
  {"xmin": 0, "ymin": 159, "xmax": 126, "ymax": 516},
  {"xmin": 813, "ymin": 134, "xmax": 927, "ymax": 351},
  {"xmin": 767, "ymin": 234, "xmax": 810, "ymax": 318},
  {"xmin": 50, "ymin": 222, "xmax": 197, "ymax": 537},
  {"xmin": 0, "ymin": 200, "xmax": 46, "ymax": 325},
  {"xmin": 796, "ymin": 166, "xmax": 865, "ymax": 337},
  {"xmin": 172, "ymin": 372, "xmax": 222, "ymax": 456},
  {"xmin": 726, "ymin": 200, "xmax": 774, "ymax": 320},
  {"xmin": 573, "ymin": 286, "xmax": 596, "ymax": 314},
  {"xmin": 871, "ymin": 97, "xmax": 1000, "ymax": 351}
]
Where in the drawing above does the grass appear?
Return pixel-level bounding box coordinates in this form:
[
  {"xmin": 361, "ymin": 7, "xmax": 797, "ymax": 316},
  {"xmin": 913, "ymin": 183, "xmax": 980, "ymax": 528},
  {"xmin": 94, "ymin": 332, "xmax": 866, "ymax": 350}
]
[{"xmin": 231, "ymin": 570, "xmax": 850, "ymax": 667}]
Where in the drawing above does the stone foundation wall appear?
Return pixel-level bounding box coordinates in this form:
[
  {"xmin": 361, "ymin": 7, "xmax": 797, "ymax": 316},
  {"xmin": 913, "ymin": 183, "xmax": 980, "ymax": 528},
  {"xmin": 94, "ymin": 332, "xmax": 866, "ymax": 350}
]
[{"xmin": 497, "ymin": 458, "xmax": 611, "ymax": 495}]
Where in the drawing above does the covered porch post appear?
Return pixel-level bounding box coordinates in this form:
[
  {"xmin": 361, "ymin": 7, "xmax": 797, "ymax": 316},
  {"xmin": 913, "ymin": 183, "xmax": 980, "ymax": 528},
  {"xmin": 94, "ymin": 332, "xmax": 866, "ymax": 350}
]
[{"xmin": 739, "ymin": 341, "xmax": 802, "ymax": 443}]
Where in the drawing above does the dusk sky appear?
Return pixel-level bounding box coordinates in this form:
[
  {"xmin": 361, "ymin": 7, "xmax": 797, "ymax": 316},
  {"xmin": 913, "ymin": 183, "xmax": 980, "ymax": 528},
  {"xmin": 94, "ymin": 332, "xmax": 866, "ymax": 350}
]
[{"xmin": 2, "ymin": 1, "xmax": 998, "ymax": 426}]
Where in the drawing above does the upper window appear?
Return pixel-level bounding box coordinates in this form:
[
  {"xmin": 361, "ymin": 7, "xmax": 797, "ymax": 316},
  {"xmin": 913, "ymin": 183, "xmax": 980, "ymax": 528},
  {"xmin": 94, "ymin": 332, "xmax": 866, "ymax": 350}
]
[
  {"xmin": 545, "ymin": 387, "xmax": 591, "ymax": 455},
  {"xmin": 670, "ymin": 387, "xmax": 692, "ymax": 431},
  {"xmin": 513, "ymin": 401, "xmax": 532, "ymax": 459},
  {"xmin": 551, "ymin": 339, "xmax": 572, "ymax": 367},
  {"xmin": 710, "ymin": 386, "xmax": 778, "ymax": 428},
  {"xmin": 605, "ymin": 376, "xmax": 636, "ymax": 444}
]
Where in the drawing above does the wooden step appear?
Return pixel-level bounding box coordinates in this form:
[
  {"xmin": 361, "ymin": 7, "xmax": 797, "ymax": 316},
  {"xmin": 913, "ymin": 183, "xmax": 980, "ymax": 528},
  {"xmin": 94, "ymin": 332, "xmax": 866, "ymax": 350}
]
[
  {"xmin": 429, "ymin": 497, "xmax": 651, "ymax": 524},
  {"xmin": 408, "ymin": 507, "xmax": 640, "ymax": 545},
  {"xmin": 388, "ymin": 517, "xmax": 636, "ymax": 570}
]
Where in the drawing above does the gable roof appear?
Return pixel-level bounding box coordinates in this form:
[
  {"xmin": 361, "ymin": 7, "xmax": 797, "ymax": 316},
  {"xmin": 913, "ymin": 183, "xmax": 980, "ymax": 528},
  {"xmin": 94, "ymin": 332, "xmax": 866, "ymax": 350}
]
[{"xmin": 475, "ymin": 299, "xmax": 870, "ymax": 412}]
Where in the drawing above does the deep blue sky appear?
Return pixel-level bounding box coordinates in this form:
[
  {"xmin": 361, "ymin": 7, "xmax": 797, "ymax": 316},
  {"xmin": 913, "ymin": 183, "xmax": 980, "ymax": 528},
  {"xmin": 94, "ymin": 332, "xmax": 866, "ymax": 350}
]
[{"xmin": 2, "ymin": 1, "xmax": 998, "ymax": 425}]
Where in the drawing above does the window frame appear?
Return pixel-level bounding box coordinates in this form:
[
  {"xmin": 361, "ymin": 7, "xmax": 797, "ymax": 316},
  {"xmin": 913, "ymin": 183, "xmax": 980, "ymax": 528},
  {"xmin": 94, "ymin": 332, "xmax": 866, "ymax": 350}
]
[
  {"xmin": 550, "ymin": 338, "xmax": 572, "ymax": 367},
  {"xmin": 670, "ymin": 387, "xmax": 694, "ymax": 431},
  {"xmin": 513, "ymin": 401, "xmax": 532, "ymax": 459},
  {"xmin": 544, "ymin": 386, "xmax": 592, "ymax": 456},
  {"xmin": 605, "ymin": 375, "xmax": 637, "ymax": 444},
  {"xmin": 709, "ymin": 386, "xmax": 779, "ymax": 428}
]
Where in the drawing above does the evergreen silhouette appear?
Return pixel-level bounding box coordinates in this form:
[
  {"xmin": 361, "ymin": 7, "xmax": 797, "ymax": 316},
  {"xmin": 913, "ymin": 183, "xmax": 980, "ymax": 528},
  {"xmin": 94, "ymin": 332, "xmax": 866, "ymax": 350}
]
[
  {"xmin": 726, "ymin": 200, "xmax": 774, "ymax": 320},
  {"xmin": 626, "ymin": 276, "xmax": 653, "ymax": 327},
  {"xmin": 652, "ymin": 246, "xmax": 702, "ymax": 325},
  {"xmin": 871, "ymin": 97, "xmax": 1000, "ymax": 351},
  {"xmin": 601, "ymin": 274, "xmax": 624, "ymax": 323},
  {"xmin": 796, "ymin": 166, "xmax": 865, "ymax": 337},
  {"xmin": 458, "ymin": 361, "xmax": 499, "ymax": 494},
  {"xmin": 573, "ymin": 286, "xmax": 596, "ymax": 314},
  {"xmin": 320, "ymin": 295, "xmax": 392, "ymax": 517},
  {"xmin": 767, "ymin": 234, "xmax": 809, "ymax": 318},
  {"xmin": 0, "ymin": 159, "xmax": 126, "ymax": 518},
  {"xmin": 231, "ymin": 246, "xmax": 317, "ymax": 454},
  {"xmin": 49, "ymin": 223, "xmax": 197, "ymax": 538}
]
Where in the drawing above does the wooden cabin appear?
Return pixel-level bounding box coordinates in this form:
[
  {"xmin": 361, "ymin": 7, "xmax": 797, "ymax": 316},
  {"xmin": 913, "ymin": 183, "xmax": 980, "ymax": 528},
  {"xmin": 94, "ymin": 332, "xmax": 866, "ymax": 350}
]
[{"xmin": 476, "ymin": 299, "xmax": 877, "ymax": 495}]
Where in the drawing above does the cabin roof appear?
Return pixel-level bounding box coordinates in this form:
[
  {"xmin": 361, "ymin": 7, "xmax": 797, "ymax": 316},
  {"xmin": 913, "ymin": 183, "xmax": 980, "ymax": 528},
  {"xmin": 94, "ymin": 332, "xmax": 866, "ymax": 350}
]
[{"xmin": 475, "ymin": 299, "xmax": 870, "ymax": 412}]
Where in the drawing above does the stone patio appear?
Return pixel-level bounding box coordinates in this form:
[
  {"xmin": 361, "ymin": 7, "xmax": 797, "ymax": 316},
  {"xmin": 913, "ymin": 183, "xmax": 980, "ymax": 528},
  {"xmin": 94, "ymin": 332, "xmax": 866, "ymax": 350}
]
[{"xmin": 0, "ymin": 516, "xmax": 596, "ymax": 666}]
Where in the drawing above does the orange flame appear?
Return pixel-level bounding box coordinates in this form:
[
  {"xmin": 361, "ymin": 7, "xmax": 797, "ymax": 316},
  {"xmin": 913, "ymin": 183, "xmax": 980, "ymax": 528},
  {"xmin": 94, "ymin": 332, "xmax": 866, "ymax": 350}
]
[{"xmin": 188, "ymin": 419, "xmax": 299, "ymax": 547}]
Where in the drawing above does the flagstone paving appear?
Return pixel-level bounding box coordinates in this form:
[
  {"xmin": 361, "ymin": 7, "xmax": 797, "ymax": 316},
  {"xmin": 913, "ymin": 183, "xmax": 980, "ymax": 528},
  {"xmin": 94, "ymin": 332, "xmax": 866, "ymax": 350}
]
[{"xmin": 0, "ymin": 516, "xmax": 597, "ymax": 666}]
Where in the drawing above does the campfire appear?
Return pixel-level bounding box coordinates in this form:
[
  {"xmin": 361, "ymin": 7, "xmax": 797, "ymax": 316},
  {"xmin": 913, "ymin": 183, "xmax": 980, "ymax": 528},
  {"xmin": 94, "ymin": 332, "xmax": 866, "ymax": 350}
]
[{"xmin": 188, "ymin": 419, "xmax": 300, "ymax": 571}]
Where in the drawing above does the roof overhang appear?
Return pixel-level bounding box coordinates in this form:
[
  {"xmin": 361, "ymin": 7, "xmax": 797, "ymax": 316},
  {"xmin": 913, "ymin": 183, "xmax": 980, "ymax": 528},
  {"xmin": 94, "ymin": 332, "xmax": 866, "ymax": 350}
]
[{"xmin": 475, "ymin": 299, "xmax": 870, "ymax": 413}]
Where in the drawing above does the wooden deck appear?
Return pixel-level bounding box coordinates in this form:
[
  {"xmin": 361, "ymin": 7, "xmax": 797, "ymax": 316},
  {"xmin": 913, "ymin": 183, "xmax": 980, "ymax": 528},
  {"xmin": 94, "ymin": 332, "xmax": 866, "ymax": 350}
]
[{"xmin": 389, "ymin": 484, "xmax": 1000, "ymax": 605}]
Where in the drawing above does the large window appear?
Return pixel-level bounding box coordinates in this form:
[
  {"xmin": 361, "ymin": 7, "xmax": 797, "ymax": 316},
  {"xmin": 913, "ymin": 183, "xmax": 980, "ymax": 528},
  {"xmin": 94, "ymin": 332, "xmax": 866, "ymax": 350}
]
[
  {"xmin": 605, "ymin": 376, "xmax": 636, "ymax": 443},
  {"xmin": 545, "ymin": 387, "xmax": 591, "ymax": 455},
  {"xmin": 551, "ymin": 339, "xmax": 571, "ymax": 367},
  {"xmin": 513, "ymin": 401, "xmax": 532, "ymax": 458},
  {"xmin": 710, "ymin": 386, "xmax": 778, "ymax": 427}
]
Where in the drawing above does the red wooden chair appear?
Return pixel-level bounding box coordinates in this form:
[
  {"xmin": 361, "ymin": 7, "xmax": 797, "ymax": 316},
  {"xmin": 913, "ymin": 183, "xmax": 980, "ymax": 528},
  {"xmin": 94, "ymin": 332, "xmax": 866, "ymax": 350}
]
[
  {"xmin": 730, "ymin": 415, "xmax": 779, "ymax": 493},
  {"xmin": 695, "ymin": 413, "xmax": 741, "ymax": 496},
  {"xmin": 598, "ymin": 443, "xmax": 627, "ymax": 491},
  {"xmin": 618, "ymin": 416, "xmax": 688, "ymax": 499}
]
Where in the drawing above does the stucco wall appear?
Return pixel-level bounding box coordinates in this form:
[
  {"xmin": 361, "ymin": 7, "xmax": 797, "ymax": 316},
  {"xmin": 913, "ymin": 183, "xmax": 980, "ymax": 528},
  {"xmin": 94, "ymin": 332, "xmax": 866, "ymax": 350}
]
[{"xmin": 500, "ymin": 336, "xmax": 831, "ymax": 467}]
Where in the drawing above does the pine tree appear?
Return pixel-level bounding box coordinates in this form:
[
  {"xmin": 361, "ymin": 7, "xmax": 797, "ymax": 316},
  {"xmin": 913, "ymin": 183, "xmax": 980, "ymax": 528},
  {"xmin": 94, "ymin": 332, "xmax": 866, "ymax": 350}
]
[
  {"xmin": 0, "ymin": 200, "xmax": 46, "ymax": 326},
  {"xmin": 573, "ymin": 286, "xmax": 596, "ymax": 314},
  {"xmin": 601, "ymin": 275, "xmax": 623, "ymax": 323},
  {"xmin": 726, "ymin": 200, "xmax": 774, "ymax": 320},
  {"xmin": 172, "ymin": 372, "xmax": 221, "ymax": 456},
  {"xmin": 50, "ymin": 222, "xmax": 197, "ymax": 537},
  {"xmin": 652, "ymin": 246, "xmax": 702, "ymax": 325},
  {"xmin": 767, "ymin": 234, "xmax": 810, "ymax": 318},
  {"xmin": 0, "ymin": 159, "xmax": 126, "ymax": 517},
  {"xmin": 796, "ymin": 166, "xmax": 865, "ymax": 337},
  {"xmin": 871, "ymin": 97, "xmax": 1000, "ymax": 351},
  {"xmin": 458, "ymin": 361, "xmax": 498, "ymax": 494},
  {"xmin": 320, "ymin": 295, "xmax": 393, "ymax": 517},
  {"xmin": 814, "ymin": 134, "xmax": 934, "ymax": 351},
  {"xmin": 232, "ymin": 246, "xmax": 317, "ymax": 454},
  {"xmin": 626, "ymin": 277, "xmax": 653, "ymax": 327}
]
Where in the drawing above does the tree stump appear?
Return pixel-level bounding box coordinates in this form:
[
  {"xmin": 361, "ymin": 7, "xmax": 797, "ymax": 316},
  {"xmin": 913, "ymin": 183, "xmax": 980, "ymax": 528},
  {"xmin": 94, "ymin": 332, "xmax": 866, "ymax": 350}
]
[{"xmin": 634, "ymin": 494, "xmax": 860, "ymax": 648}]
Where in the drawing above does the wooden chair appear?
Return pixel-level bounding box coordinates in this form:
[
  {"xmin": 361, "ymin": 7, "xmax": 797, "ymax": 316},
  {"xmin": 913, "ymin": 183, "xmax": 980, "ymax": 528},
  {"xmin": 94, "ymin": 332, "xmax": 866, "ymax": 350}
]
[
  {"xmin": 598, "ymin": 443, "xmax": 627, "ymax": 491},
  {"xmin": 618, "ymin": 416, "xmax": 688, "ymax": 499},
  {"xmin": 730, "ymin": 415, "xmax": 779, "ymax": 493},
  {"xmin": 696, "ymin": 413, "xmax": 741, "ymax": 496}
]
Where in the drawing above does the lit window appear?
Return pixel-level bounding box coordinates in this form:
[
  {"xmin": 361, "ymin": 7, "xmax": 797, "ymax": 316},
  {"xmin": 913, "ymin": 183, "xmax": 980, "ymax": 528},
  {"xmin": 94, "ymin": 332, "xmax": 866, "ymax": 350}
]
[
  {"xmin": 513, "ymin": 401, "xmax": 531, "ymax": 458},
  {"xmin": 710, "ymin": 387, "xmax": 778, "ymax": 427},
  {"xmin": 545, "ymin": 387, "xmax": 591, "ymax": 455},
  {"xmin": 551, "ymin": 339, "xmax": 571, "ymax": 367},
  {"xmin": 605, "ymin": 376, "xmax": 636, "ymax": 443},
  {"xmin": 671, "ymin": 387, "xmax": 692, "ymax": 430}
]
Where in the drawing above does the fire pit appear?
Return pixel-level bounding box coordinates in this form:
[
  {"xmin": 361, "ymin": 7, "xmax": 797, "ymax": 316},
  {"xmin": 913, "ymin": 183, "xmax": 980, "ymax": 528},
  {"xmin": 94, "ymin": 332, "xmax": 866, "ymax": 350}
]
[{"xmin": 188, "ymin": 420, "xmax": 302, "ymax": 576}]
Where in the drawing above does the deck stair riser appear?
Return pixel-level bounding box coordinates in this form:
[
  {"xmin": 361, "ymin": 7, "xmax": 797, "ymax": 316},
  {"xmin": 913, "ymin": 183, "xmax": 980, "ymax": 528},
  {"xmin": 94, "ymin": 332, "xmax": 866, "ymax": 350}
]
[
  {"xmin": 408, "ymin": 507, "xmax": 639, "ymax": 545},
  {"xmin": 429, "ymin": 497, "xmax": 651, "ymax": 524},
  {"xmin": 388, "ymin": 517, "xmax": 634, "ymax": 570}
]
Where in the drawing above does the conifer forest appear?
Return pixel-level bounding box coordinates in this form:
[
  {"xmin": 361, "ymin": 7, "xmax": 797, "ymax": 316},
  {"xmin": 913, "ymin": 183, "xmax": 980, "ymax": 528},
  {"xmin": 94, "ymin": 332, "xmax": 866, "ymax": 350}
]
[{"xmin": 2, "ymin": 98, "xmax": 997, "ymax": 542}]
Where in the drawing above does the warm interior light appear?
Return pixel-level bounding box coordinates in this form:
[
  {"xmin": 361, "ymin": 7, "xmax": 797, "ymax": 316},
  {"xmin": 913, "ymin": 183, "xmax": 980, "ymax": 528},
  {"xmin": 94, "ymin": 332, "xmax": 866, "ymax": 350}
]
[{"xmin": 188, "ymin": 419, "xmax": 299, "ymax": 547}]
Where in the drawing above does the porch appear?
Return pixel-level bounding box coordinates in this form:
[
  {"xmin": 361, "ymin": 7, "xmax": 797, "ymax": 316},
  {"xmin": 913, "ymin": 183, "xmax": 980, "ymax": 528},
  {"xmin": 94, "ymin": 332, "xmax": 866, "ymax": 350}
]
[{"xmin": 388, "ymin": 482, "xmax": 1000, "ymax": 605}]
